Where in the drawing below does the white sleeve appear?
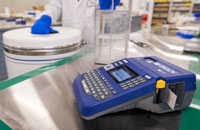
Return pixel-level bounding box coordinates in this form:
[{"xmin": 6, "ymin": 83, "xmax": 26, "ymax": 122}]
[{"xmin": 42, "ymin": 0, "xmax": 62, "ymax": 23}]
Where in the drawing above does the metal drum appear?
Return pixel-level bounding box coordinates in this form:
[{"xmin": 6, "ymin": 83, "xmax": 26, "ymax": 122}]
[{"xmin": 3, "ymin": 27, "xmax": 83, "ymax": 78}]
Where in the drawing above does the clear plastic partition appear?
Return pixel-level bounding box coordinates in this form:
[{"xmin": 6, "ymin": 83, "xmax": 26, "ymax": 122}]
[{"xmin": 95, "ymin": 0, "xmax": 133, "ymax": 64}]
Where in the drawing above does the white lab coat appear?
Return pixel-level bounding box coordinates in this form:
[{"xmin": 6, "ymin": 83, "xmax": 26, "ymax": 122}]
[{"xmin": 42, "ymin": 0, "xmax": 96, "ymax": 44}]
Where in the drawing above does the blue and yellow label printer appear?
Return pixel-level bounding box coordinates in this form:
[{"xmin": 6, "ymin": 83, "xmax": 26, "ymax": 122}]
[{"xmin": 73, "ymin": 56, "xmax": 196, "ymax": 120}]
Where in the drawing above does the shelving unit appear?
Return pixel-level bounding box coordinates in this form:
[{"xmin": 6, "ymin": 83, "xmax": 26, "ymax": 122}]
[
  {"xmin": 191, "ymin": 2, "xmax": 200, "ymax": 13},
  {"xmin": 152, "ymin": 0, "xmax": 171, "ymax": 25},
  {"xmin": 151, "ymin": 0, "xmax": 200, "ymax": 26},
  {"xmin": 168, "ymin": 1, "xmax": 191, "ymax": 20}
]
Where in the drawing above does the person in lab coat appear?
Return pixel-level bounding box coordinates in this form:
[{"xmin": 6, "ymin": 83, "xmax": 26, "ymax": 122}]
[{"xmin": 31, "ymin": 0, "xmax": 120, "ymax": 44}]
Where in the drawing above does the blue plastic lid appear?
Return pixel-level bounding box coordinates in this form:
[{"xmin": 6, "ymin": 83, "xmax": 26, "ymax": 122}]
[
  {"xmin": 176, "ymin": 32, "xmax": 194, "ymax": 39},
  {"xmin": 194, "ymin": 13, "xmax": 200, "ymax": 17},
  {"xmin": 6, "ymin": 18, "xmax": 16, "ymax": 22},
  {"xmin": 27, "ymin": 12, "xmax": 36, "ymax": 16},
  {"xmin": 182, "ymin": 34, "xmax": 194, "ymax": 39}
]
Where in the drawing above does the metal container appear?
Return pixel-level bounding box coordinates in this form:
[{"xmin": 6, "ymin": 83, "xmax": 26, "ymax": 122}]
[{"xmin": 3, "ymin": 27, "xmax": 83, "ymax": 78}]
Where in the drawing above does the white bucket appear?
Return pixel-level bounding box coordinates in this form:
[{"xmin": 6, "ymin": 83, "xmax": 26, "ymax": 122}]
[{"xmin": 3, "ymin": 27, "xmax": 83, "ymax": 78}]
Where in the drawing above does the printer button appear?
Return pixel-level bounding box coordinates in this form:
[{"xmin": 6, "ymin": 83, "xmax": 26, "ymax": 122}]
[
  {"xmin": 132, "ymin": 78, "xmax": 137, "ymax": 81},
  {"xmin": 127, "ymin": 82, "xmax": 133, "ymax": 86},
  {"xmin": 137, "ymin": 76, "xmax": 142, "ymax": 80},
  {"xmin": 108, "ymin": 86, "xmax": 114, "ymax": 91},
  {"xmin": 126, "ymin": 81, "xmax": 131, "ymax": 84},
  {"xmin": 85, "ymin": 88, "xmax": 90, "ymax": 94},
  {"xmin": 134, "ymin": 82, "xmax": 140, "ymax": 85},
  {"xmin": 93, "ymin": 94, "xmax": 98, "ymax": 98},
  {"xmin": 81, "ymin": 80, "xmax": 91, "ymax": 94},
  {"xmin": 129, "ymin": 84, "xmax": 135, "ymax": 88},
  {"xmin": 90, "ymin": 87, "xmax": 95, "ymax": 91},
  {"xmin": 97, "ymin": 89, "xmax": 101, "ymax": 92},
  {"xmin": 99, "ymin": 92, "xmax": 103, "ymax": 95},
  {"xmin": 114, "ymin": 63, "xmax": 118, "ymax": 66},
  {"xmin": 121, "ymin": 83, "xmax": 126, "ymax": 86},
  {"xmin": 100, "ymin": 95, "xmax": 106, "ymax": 100},
  {"xmin": 101, "ymin": 86, "xmax": 106, "ymax": 89},
  {"xmin": 92, "ymin": 91, "xmax": 96, "ymax": 94},
  {"xmin": 123, "ymin": 87, "xmax": 129, "ymax": 90},
  {"xmin": 133, "ymin": 80, "xmax": 139, "ymax": 83},
  {"xmin": 105, "ymin": 92, "xmax": 109, "ymax": 96},
  {"xmin": 144, "ymin": 75, "xmax": 152, "ymax": 80},
  {"xmin": 119, "ymin": 61, "xmax": 123, "ymax": 65},
  {"xmin": 138, "ymin": 77, "xmax": 145, "ymax": 81},
  {"xmin": 104, "ymin": 64, "xmax": 114, "ymax": 71},
  {"xmin": 123, "ymin": 60, "xmax": 128, "ymax": 63},
  {"xmin": 140, "ymin": 79, "xmax": 146, "ymax": 83},
  {"xmin": 120, "ymin": 84, "xmax": 127, "ymax": 88},
  {"xmin": 112, "ymin": 90, "xmax": 117, "ymax": 95},
  {"xmin": 102, "ymin": 88, "xmax": 107, "ymax": 92}
]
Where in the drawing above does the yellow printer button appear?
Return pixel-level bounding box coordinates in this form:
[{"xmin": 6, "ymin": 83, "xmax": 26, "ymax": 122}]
[{"xmin": 156, "ymin": 80, "xmax": 166, "ymax": 93}]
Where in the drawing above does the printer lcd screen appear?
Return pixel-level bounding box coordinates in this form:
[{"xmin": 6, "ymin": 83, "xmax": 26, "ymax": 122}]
[{"xmin": 108, "ymin": 66, "xmax": 138, "ymax": 83}]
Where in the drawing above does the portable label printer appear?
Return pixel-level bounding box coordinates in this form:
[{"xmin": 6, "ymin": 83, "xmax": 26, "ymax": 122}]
[{"xmin": 73, "ymin": 56, "xmax": 196, "ymax": 120}]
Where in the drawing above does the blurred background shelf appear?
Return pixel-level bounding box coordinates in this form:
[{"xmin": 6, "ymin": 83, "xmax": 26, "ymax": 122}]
[{"xmin": 151, "ymin": 0, "xmax": 200, "ymax": 26}]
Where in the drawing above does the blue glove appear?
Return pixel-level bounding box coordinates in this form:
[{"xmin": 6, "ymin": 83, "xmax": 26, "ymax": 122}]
[
  {"xmin": 99, "ymin": 0, "xmax": 120, "ymax": 10},
  {"xmin": 31, "ymin": 15, "xmax": 58, "ymax": 34}
]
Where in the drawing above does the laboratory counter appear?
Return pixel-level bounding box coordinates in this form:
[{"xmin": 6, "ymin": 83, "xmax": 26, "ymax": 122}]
[{"xmin": 0, "ymin": 30, "xmax": 199, "ymax": 130}]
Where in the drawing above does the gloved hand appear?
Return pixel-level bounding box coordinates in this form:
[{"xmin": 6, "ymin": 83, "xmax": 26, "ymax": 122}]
[
  {"xmin": 99, "ymin": 0, "xmax": 120, "ymax": 10},
  {"xmin": 31, "ymin": 15, "xmax": 58, "ymax": 34}
]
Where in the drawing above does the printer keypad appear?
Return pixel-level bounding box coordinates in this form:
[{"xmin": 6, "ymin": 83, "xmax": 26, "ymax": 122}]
[
  {"xmin": 120, "ymin": 76, "xmax": 146, "ymax": 90},
  {"xmin": 83, "ymin": 70, "xmax": 117, "ymax": 100}
]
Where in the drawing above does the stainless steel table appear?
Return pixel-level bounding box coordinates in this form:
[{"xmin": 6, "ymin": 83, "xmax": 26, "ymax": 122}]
[{"xmin": 0, "ymin": 30, "xmax": 199, "ymax": 130}]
